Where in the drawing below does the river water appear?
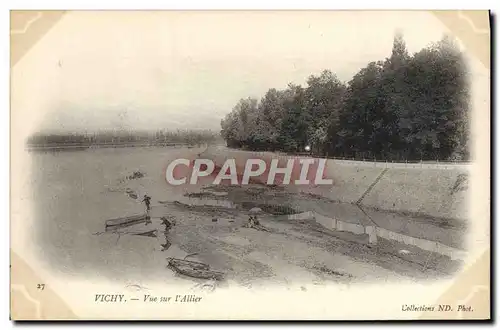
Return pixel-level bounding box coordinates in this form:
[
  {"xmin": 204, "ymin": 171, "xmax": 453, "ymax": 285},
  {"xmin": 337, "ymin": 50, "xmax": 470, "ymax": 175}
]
[{"xmin": 30, "ymin": 146, "xmax": 206, "ymax": 282}]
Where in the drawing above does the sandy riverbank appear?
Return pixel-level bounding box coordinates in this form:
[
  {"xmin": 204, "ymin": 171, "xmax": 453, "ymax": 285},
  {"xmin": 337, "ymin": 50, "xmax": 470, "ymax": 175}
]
[{"xmin": 109, "ymin": 182, "xmax": 462, "ymax": 288}]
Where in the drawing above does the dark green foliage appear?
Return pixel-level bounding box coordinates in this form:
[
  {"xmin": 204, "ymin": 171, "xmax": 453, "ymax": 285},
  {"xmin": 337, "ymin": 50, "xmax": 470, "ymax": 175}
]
[{"xmin": 220, "ymin": 33, "xmax": 471, "ymax": 161}]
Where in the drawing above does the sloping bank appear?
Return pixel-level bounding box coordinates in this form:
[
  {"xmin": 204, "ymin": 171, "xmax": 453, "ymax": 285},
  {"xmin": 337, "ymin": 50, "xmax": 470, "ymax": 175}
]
[
  {"xmin": 201, "ymin": 146, "xmax": 469, "ymax": 221},
  {"xmin": 200, "ymin": 146, "xmax": 470, "ymax": 259},
  {"xmin": 289, "ymin": 210, "xmax": 466, "ymax": 260}
]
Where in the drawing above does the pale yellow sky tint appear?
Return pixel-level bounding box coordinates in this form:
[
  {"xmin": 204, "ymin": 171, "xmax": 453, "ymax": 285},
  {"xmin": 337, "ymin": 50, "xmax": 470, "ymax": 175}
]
[{"xmin": 12, "ymin": 11, "xmax": 462, "ymax": 134}]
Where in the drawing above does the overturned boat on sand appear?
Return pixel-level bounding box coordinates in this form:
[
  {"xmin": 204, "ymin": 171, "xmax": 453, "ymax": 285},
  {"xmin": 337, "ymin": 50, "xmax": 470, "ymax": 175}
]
[
  {"xmin": 132, "ymin": 229, "xmax": 158, "ymax": 237},
  {"xmin": 166, "ymin": 257, "xmax": 225, "ymax": 281}
]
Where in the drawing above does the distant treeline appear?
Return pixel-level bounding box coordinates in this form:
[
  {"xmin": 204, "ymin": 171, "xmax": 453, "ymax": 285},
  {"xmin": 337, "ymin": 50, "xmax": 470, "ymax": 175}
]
[
  {"xmin": 26, "ymin": 129, "xmax": 221, "ymax": 148},
  {"xmin": 220, "ymin": 34, "xmax": 470, "ymax": 161}
]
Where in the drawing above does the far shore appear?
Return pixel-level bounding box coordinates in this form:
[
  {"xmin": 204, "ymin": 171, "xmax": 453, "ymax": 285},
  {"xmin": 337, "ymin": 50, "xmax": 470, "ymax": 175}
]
[{"xmin": 24, "ymin": 142, "xmax": 211, "ymax": 151}]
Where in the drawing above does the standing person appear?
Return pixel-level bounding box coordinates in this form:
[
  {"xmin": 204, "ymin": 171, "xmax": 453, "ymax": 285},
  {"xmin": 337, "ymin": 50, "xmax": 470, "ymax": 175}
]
[{"xmin": 142, "ymin": 194, "xmax": 152, "ymax": 217}]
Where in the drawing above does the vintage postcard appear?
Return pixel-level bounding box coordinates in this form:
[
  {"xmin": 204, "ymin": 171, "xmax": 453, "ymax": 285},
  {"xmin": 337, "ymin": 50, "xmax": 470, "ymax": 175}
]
[{"xmin": 10, "ymin": 10, "xmax": 491, "ymax": 320}]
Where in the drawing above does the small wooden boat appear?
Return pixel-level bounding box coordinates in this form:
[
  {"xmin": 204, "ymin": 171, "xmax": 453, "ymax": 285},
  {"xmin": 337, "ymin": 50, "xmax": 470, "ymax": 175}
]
[
  {"xmin": 166, "ymin": 257, "xmax": 224, "ymax": 281},
  {"xmin": 167, "ymin": 258, "xmax": 210, "ymax": 270},
  {"xmin": 105, "ymin": 214, "xmax": 150, "ymax": 230}
]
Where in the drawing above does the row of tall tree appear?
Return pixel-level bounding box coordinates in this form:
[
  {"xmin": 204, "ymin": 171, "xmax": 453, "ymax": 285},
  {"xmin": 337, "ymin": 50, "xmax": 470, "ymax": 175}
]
[{"xmin": 220, "ymin": 33, "xmax": 470, "ymax": 161}]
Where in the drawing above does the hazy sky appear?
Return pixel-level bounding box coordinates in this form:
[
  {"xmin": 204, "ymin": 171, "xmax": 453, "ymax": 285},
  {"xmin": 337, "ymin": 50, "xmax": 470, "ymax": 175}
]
[{"xmin": 12, "ymin": 11, "xmax": 459, "ymax": 134}]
